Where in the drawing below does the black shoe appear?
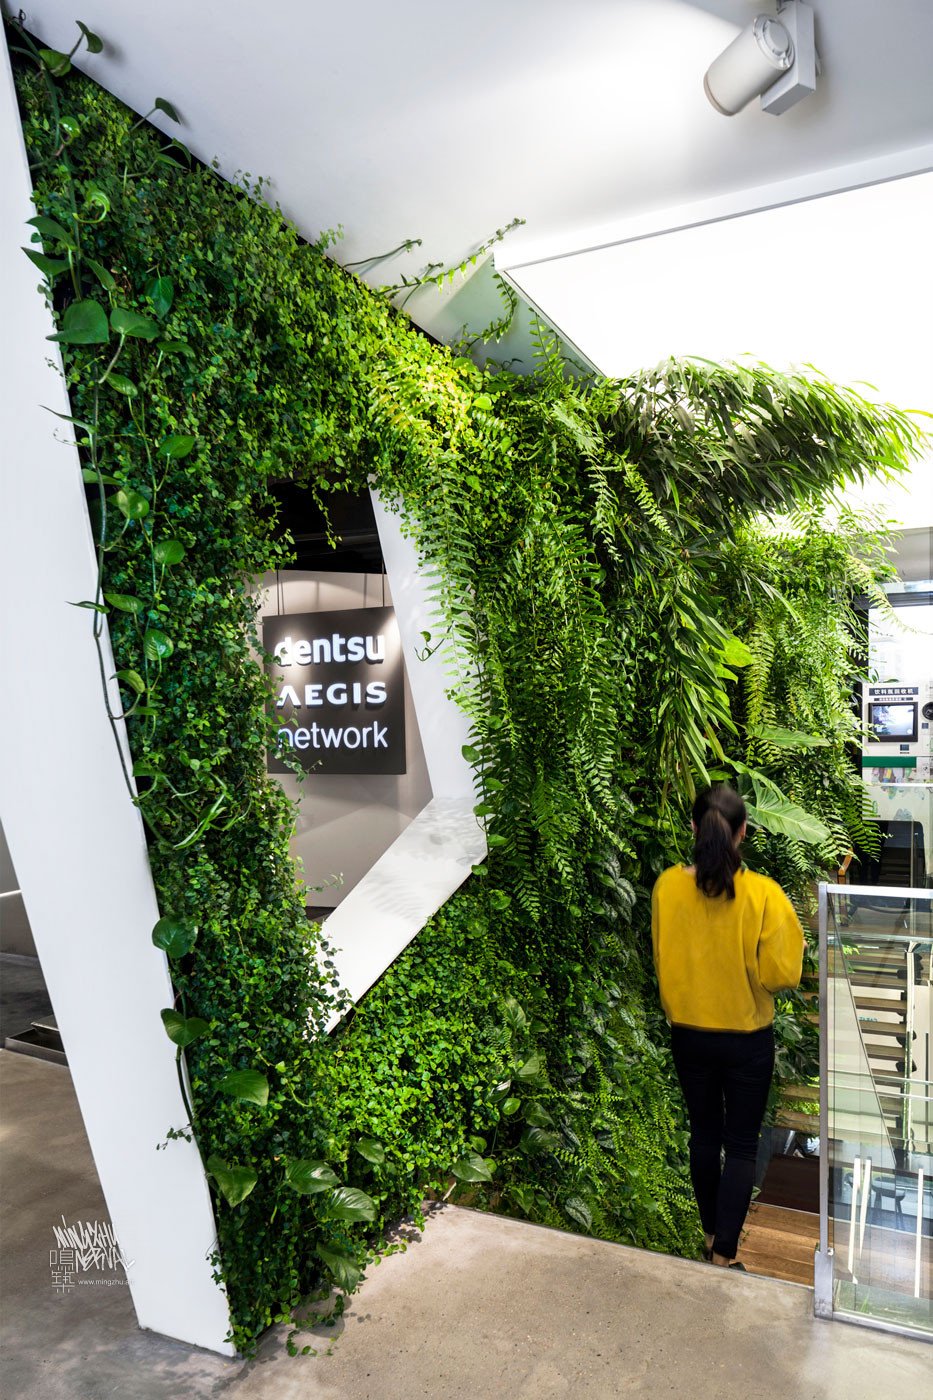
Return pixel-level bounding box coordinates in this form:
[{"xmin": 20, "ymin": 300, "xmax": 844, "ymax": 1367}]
[{"xmin": 729, "ymin": 1262, "xmax": 747, "ymax": 1271}]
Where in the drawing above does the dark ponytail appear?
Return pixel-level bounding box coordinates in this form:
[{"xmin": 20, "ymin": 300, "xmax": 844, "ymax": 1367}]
[{"xmin": 692, "ymin": 784, "xmax": 746, "ymax": 899}]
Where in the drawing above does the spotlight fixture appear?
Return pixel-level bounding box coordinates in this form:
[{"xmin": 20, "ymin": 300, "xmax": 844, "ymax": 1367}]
[{"xmin": 704, "ymin": 2, "xmax": 818, "ymax": 117}]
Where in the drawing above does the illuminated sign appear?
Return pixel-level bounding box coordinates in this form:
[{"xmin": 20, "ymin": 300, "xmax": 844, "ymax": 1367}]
[{"xmin": 263, "ymin": 607, "xmax": 406, "ymax": 775}]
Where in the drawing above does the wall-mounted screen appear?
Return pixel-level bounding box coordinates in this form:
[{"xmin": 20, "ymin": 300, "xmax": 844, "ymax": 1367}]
[{"xmin": 868, "ymin": 701, "xmax": 918, "ymax": 743}]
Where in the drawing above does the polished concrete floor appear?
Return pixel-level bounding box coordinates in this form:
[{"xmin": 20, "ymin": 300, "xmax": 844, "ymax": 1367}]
[{"xmin": 1, "ymin": 1050, "xmax": 930, "ymax": 1400}]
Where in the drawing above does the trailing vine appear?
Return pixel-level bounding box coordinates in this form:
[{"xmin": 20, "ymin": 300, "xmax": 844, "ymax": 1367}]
[{"xmin": 13, "ymin": 17, "xmax": 926, "ymax": 1356}]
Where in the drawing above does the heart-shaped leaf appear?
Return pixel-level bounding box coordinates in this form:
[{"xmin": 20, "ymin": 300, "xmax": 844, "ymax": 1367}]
[
  {"xmin": 145, "ymin": 275, "xmax": 175, "ymax": 319},
  {"xmin": 115, "ymin": 488, "xmax": 149, "ymax": 520},
  {"xmin": 143, "ymin": 628, "xmax": 174, "ymax": 661},
  {"xmin": 154, "ymin": 97, "xmax": 181, "ymax": 123},
  {"xmin": 160, "ymin": 339, "xmax": 194, "ymax": 356},
  {"xmin": 48, "ymin": 299, "xmax": 109, "ymax": 344},
  {"xmin": 151, "ymin": 915, "xmax": 198, "ymax": 958},
  {"xmin": 516, "ymin": 1054, "xmax": 543, "ymax": 1081},
  {"xmin": 206, "ymin": 1155, "xmax": 257, "ymax": 1207},
  {"xmin": 323, "ymin": 1186, "xmax": 377, "ymax": 1222},
  {"xmin": 218, "ymin": 1069, "xmax": 269, "ymax": 1107},
  {"xmin": 315, "ymin": 1244, "xmax": 363, "ymax": 1293},
  {"xmin": 76, "ymin": 21, "xmax": 103, "ymax": 53},
  {"xmin": 160, "ymin": 1009, "xmax": 209, "ymax": 1047},
  {"xmin": 115, "ymin": 669, "xmax": 146, "ymax": 694},
  {"xmin": 104, "ymin": 592, "xmax": 144, "ymax": 613},
  {"xmin": 39, "ymin": 48, "xmax": 71, "ymax": 77},
  {"xmin": 157, "ymin": 434, "xmax": 196, "ymax": 459},
  {"xmin": 153, "ymin": 539, "xmax": 186, "ymax": 566},
  {"xmin": 451, "ymin": 1152, "xmax": 493, "ymax": 1183},
  {"xmin": 284, "ymin": 1159, "xmax": 340, "ymax": 1195},
  {"xmin": 564, "ymin": 1196, "xmax": 593, "ymax": 1231},
  {"xmin": 106, "ymin": 373, "xmax": 138, "ymax": 397},
  {"xmin": 353, "ymin": 1138, "xmax": 386, "ymax": 1165},
  {"xmin": 501, "ymin": 1096, "xmax": 521, "ymax": 1116},
  {"xmin": 523, "ymin": 1101, "xmax": 554, "ymax": 1128},
  {"xmin": 110, "ymin": 307, "xmax": 160, "ymax": 341}
]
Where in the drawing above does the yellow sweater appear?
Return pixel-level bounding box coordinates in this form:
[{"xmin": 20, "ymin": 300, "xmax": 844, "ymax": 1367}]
[{"xmin": 651, "ymin": 866, "xmax": 804, "ymax": 1032}]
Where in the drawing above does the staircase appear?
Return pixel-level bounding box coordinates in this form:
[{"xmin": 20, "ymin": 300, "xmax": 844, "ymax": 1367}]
[{"xmin": 3, "ymin": 1014, "xmax": 66, "ymax": 1065}]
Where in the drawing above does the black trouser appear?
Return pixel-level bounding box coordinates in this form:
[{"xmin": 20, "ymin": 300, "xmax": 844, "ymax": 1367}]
[{"xmin": 670, "ymin": 1023, "xmax": 774, "ymax": 1260}]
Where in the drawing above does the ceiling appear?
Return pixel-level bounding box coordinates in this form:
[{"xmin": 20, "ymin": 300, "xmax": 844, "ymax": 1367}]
[
  {"xmin": 16, "ymin": 2, "xmax": 933, "ymax": 324},
  {"xmin": 13, "ymin": 1, "xmax": 933, "ymax": 519}
]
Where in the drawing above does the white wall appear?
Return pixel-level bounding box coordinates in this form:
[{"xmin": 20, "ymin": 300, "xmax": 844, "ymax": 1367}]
[
  {"xmin": 0, "ymin": 42, "xmax": 233, "ymax": 1353},
  {"xmin": 319, "ymin": 495, "xmax": 486, "ymax": 1019},
  {"xmin": 256, "ymin": 571, "xmax": 432, "ymax": 908}
]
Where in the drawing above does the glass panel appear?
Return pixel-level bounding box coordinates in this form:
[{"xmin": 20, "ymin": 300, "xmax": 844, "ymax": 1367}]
[{"xmin": 824, "ymin": 884, "xmax": 933, "ymax": 1336}]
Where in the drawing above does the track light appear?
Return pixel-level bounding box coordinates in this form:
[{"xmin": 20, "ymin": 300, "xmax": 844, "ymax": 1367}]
[{"xmin": 704, "ymin": 2, "xmax": 818, "ymax": 117}]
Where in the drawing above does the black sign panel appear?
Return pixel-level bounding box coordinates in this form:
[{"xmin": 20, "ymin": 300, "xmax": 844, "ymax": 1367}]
[{"xmin": 263, "ymin": 607, "xmax": 406, "ymax": 775}]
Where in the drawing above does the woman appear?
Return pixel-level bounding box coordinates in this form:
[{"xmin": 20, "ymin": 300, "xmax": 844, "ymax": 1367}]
[{"xmin": 651, "ymin": 784, "xmax": 804, "ymax": 1269}]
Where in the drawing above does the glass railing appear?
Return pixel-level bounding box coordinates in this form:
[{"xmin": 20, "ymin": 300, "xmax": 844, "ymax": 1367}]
[{"xmin": 815, "ymin": 883, "xmax": 933, "ymax": 1338}]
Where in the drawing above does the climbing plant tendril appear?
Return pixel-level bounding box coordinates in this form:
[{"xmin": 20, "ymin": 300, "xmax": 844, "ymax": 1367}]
[{"xmin": 12, "ymin": 18, "xmax": 926, "ymax": 1355}]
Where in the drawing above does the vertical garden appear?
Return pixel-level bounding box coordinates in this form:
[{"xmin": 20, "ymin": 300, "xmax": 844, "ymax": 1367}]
[{"xmin": 12, "ymin": 20, "xmax": 926, "ymax": 1354}]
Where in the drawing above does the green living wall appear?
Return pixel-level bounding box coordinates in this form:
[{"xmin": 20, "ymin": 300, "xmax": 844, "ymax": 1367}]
[{"xmin": 12, "ymin": 22, "xmax": 926, "ymax": 1355}]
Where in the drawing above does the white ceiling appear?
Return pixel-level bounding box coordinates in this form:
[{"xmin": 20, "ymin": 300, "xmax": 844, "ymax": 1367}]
[
  {"xmin": 14, "ymin": 2, "xmax": 933, "ymax": 522},
  {"xmin": 17, "ymin": 1, "xmax": 933, "ymax": 335}
]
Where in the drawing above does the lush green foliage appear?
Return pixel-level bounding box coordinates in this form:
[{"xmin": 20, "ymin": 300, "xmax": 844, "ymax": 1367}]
[{"xmin": 13, "ymin": 21, "xmax": 926, "ymax": 1355}]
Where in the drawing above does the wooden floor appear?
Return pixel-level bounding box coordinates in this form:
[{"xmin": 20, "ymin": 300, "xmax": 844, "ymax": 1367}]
[
  {"xmin": 741, "ymin": 1201, "xmax": 933, "ymax": 1300},
  {"xmin": 740, "ymin": 1202, "xmax": 818, "ymax": 1285}
]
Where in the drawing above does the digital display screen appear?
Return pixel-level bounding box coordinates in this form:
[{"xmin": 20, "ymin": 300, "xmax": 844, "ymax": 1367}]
[{"xmin": 868, "ymin": 702, "xmax": 918, "ymax": 742}]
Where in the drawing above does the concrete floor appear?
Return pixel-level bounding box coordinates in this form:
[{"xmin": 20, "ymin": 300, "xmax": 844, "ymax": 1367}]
[{"xmin": 1, "ymin": 1051, "xmax": 930, "ymax": 1400}]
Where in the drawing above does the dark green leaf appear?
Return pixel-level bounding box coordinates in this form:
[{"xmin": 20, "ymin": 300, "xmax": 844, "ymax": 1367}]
[
  {"xmin": 105, "ymin": 373, "xmax": 138, "ymax": 397},
  {"xmin": 143, "ymin": 628, "xmax": 174, "ymax": 661},
  {"xmin": 104, "ymin": 592, "xmax": 145, "ymax": 613},
  {"xmin": 315, "ymin": 1244, "xmax": 363, "ymax": 1293},
  {"xmin": 284, "ymin": 1159, "xmax": 340, "ymax": 1195},
  {"xmin": 516, "ymin": 1054, "xmax": 543, "ymax": 1082},
  {"xmin": 26, "ymin": 215, "xmax": 75, "ymax": 248},
  {"xmin": 145, "ymin": 275, "xmax": 175, "ymax": 318},
  {"xmin": 115, "ymin": 488, "xmax": 149, "ymax": 520},
  {"xmin": 353, "ymin": 1137, "xmax": 386, "ymax": 1165},
  {"xmin": 160, "ymin": 1009, "xmax": 209, "ymax": 1047},
  {"xmin": 76, "ymin": 21, "xmax": 104, "ymax": 53},
  {"xmin": 564, "ymin": 1196, "xmax": 593, "ymax": 1231},
  {"xmin": 157, "ymin": 434, "xmax": 196, "ymax": 459},
  {"xmin": 324, "ymin": 1186, "xmax": 377, "ymax": 1222},
  {"xmin": 49, "ymin": 300, "xmax": 109, "ymax": 345},
  {"xmin": 218, "ymin": 1069, "xmax": 269, "ymax": 1107},
  {"xmin": 153, "ymin": 539, "xmax": 186, "ymax": 566},
  {"xmin": 151, "ymin": 915, "xmax": 198, "ymax": 958},
  {"xmin": 22, "ymin": 246, "xmax": 68, "ymax": 278},
  {"xmin": 39, "ymin": 48, "xmax": 71, "ymax": 77},
  {"xmin": 115, "ymin": 669, "xmax": 146, "ymax": 694},
  {"xmin": 206, "ymin": 1155, "xmax": 257, "ymax": 1207},
  {"xmin": 154, "ymin": 97, "xmax": 181, "ymax": 122},
  {"xmin": 110, "ymin": 307, "xmax": 160, "ymax": 340},
  {"xmin": 451, "ymin": 1152, "xmax": 493, "ymax": 1183},
  {"xmin": 68, "ymin": 599, "xmax": 107, "ymax": 613},
  {"xmin": 86, "ymin": 258, "xmax": 116, "ymax": 291}
]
